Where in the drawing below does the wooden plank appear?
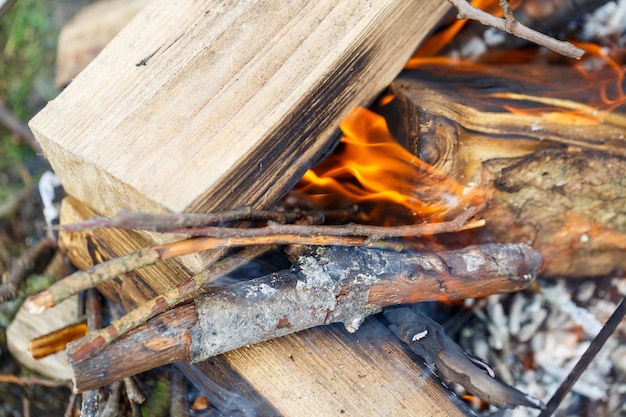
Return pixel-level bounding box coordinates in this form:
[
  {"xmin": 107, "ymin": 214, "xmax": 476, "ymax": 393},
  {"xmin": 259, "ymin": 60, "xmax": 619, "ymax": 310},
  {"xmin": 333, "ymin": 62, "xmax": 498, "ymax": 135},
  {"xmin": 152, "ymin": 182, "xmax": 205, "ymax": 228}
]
[
  {"xmin": 199, "ymin": 320, "xmax": 473, "ymax": 417},
  {"xmin": 30, "ymin": 0, "xmax": 450, "ymax": 273}
]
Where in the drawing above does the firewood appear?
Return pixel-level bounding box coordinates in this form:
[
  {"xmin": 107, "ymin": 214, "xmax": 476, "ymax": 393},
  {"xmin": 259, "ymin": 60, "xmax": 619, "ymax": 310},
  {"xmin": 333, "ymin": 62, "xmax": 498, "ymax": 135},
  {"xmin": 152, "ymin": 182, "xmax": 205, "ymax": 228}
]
[
  {"xmin": 26, "ymin": 205, "xmax": 481, "ymax": 314},
  {"xmin": 67, "ymin": 242, "xmax": 541, "ymax": 391},
  {"xmin": 197, "ymin": 319, "xmax": 475, "ymax": 416},
  {"xmin": 30, "ymin": 0, "xmax": 451, "ymax": 278},
  {"xmin": 24, "ymin": 206, "xmax": 487, "ymax": 372},
  {"xmin": 385, "ymin": 64, "xmax": 626, "ymax": 276}
]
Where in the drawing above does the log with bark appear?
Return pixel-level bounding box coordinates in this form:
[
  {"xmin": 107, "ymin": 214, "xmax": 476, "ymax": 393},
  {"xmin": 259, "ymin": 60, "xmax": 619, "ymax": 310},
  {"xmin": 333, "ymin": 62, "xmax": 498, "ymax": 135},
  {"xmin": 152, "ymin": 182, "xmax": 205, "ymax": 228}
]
[
  {"xmin": 67, "ymin": 242, "xmax": 541, "ymax": 392},
  {"xmin": 382, "ymin": 63, "xmax": 626, "ymax": 276}
]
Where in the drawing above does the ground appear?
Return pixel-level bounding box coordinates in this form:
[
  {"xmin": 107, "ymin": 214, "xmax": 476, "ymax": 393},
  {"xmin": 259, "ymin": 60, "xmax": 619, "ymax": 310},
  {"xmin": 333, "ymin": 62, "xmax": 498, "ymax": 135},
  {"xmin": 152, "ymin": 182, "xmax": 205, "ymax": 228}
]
[{"xmin": 0, "ymin": 1, "xmax": 94, "ymax": 415}]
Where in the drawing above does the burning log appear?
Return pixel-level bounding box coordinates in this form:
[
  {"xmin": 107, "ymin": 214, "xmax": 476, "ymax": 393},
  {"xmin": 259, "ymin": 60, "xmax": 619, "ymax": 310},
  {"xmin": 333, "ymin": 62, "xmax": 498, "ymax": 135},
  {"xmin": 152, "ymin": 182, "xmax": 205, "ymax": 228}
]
[
  {"xmin": 384, "ymin": 63, "xmax": 626, "ymax": 276},
  {"xmin": 66, "ymin": 242, "xmax": 540, "ymax": 392}
]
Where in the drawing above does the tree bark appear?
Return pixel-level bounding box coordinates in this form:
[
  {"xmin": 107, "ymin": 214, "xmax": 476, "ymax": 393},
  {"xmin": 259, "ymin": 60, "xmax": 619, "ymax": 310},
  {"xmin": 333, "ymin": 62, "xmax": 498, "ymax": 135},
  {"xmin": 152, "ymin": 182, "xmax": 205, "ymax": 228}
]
[
  {"xmin": 67, "ymin": 242, "xmax": 540, "ymax": 392},
  {"xmin": 384, "ymin": 65, "xmax": 626, "ymax": 276}
]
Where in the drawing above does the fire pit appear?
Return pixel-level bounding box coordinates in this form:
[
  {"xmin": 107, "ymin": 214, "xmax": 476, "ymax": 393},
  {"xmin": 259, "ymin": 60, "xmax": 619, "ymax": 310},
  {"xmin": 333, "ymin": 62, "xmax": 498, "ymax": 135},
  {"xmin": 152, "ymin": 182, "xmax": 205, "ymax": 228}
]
[{"xmin": 8, "ymin": 0, "xmax": 626, "ymax": 415}]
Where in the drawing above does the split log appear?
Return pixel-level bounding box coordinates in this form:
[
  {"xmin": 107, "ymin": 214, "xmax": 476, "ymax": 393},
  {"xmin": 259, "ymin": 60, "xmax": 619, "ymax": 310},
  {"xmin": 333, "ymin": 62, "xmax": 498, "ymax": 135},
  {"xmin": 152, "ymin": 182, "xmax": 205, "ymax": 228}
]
[
  {"xmin": 30, "ymin": 0, "xmax": 450, "ymax": 277},
  {"xmin": 67, "ymin": 242, "xmax": 540, "ymax": 391},
  {"xmin": 198, "ymin": 319, "xmax": 474, "ymax": 417},
  {"xmin": 383, "ymin": 64, "xmax": 626, "ymax": 276}
]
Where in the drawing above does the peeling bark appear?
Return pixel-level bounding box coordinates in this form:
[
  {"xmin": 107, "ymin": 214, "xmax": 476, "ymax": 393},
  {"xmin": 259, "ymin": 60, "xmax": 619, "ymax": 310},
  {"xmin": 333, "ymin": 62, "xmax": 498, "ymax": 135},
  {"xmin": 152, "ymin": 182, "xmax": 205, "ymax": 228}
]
[{"xmin": 68, "ymin": 243, "xmax": 540, "ymax": 392}]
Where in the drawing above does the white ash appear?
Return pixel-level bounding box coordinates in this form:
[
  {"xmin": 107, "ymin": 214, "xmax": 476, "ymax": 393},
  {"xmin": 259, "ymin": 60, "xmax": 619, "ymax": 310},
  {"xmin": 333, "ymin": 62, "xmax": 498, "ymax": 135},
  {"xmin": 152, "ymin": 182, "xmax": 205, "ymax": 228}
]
[
  {"xmin": 582, "ymin": 0, "xmax": 626, "ymax": 44},
  {"xmin": 460, "ymin": 277, "xmax": 626, "ymax": 416}
]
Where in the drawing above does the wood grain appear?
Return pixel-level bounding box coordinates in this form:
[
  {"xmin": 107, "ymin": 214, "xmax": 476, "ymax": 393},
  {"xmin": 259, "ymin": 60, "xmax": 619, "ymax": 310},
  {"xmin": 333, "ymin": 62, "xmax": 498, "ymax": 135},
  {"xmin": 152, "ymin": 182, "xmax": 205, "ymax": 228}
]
[
  {"xmin": 218, "ymin": 320, "xmax": 472, "ymax": 416},
  {"xmin": 31, "ymin": 0, "xmax": 450, "ymax": 268}
]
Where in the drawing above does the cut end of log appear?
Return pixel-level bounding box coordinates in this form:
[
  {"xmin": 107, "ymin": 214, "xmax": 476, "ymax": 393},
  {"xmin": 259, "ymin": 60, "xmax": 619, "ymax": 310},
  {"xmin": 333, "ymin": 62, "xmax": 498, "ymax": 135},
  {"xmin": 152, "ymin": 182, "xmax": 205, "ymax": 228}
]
[{"xmin": 23, "ymin": 292, "xmax": 54, "ymax": 314}]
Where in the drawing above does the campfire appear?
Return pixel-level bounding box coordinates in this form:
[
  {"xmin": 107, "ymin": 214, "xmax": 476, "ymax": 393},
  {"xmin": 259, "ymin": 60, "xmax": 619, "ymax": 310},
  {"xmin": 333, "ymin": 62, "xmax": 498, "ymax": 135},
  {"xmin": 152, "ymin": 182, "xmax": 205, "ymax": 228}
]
[{"xmin": 4, "ymin": 0, "xmax": 626, "ymax": 416}]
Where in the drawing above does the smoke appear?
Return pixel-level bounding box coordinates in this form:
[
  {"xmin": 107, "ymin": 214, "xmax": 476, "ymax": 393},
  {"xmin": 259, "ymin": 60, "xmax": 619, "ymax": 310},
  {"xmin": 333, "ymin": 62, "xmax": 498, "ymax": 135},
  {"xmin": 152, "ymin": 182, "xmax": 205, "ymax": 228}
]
[{"xmin": 175, "ymin": 361, "xmax": 256, "ymax": 417}]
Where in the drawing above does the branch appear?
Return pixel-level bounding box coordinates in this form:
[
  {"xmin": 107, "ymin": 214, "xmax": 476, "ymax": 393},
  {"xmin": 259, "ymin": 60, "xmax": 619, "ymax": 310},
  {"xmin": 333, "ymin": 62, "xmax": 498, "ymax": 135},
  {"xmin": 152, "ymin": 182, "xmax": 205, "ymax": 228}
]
[
  {"xmin": 68, "ymin": 245, "xmax": 274, "ymax": 362},
  {"xmin": 0, "ymin": 100, "xmax": 42, "ymax": 153},
  {"xmin": 446, "ymin": 0, "xmax": 585, "ymax": 59},
  {"xmin": 26, "ymin": 208, "xmax": 484, "ymax": 313},
  {"xmin": 55, "ymin": 206, "xmax": 312, "ymax": 232},
  {"xmin": 0, "ymin": 373, "xmax": 71, "ymax": 388},
  {"xmin": 66, "ymin": 243, "xmax": 541, "ymax": 392},
  {"xmin": 384, "ymin": 306, "xmax": 544, "ymax": 409},
  {"xmin": 0, "ymin": 236, "xmax": 56, "ymax": 302}
]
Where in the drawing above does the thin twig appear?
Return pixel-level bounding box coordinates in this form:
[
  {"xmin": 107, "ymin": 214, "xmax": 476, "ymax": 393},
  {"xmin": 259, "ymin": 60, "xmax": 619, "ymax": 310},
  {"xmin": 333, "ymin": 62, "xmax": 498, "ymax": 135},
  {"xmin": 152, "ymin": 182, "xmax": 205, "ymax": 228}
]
[
  {"xmin": 22, "ymin": 396, "xmax": 30, "ymax": 417},
  {"xmin": 538, "ymin": 295, "xmax": 626, "ymax": 417},
  {"xmin": 80, "ymin": 390, "xmax": 99, "ymax": 417},
  {"xmin": 26, "ymin": 209, "xmax": 484, "ymax": 313},
  {"xmin": 169, "ymin": 367, "xmax": 187, "ymax": 417},
  {"xmin": 100, "ymin": 380, "xmax": 123, "ymax": 417},
  {"xmin": 56, "ymin": 206, "xmax": 311, "ymax": 232},
  {"xmin": 0, "ymin": 373, "xmax": 71, "ymax": 388},
  {"xmin": 446, "ymin": 0, "xmax": 585, "ymax": 59},
  {"xmin": 63, "ymin": 392, "xmax": 78, "ymax": 417},
  {"xmin": 0, "ymin": 100, "xmax": 42, "ymax": 153},
  {"xmin": 0, "ymin": 236, "xmax": 56, "ymax": 302}
]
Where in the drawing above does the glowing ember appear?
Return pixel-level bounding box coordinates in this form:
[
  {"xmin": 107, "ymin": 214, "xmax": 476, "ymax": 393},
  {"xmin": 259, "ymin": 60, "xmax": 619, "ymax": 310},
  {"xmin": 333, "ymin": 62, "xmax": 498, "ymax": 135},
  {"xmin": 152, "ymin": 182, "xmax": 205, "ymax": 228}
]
[{"xmin": 296, "ymin": 107, "xmax": 483, "ymax": 226}]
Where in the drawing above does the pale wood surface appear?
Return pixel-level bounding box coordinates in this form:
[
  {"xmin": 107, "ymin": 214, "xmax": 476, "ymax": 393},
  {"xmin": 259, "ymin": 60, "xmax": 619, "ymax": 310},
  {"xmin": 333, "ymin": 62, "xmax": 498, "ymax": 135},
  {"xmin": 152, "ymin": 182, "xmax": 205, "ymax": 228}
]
[
  {"xmin": 210, "ymin": 320, "xmax": 472, "ymax": 417},
  {"xmin": 31, "ymin": 0, "xmax": 449, "ymax": 273},
  {"xmin": 7, "ymin": 295, "xmax": 77, "ymax": 381}
]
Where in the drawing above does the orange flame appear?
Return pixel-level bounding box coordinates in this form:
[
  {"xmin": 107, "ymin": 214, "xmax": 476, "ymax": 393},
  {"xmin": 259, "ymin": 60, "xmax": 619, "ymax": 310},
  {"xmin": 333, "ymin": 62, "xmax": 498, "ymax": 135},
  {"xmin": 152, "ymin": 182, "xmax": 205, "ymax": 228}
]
[{"xmin": 296, "ymin": 107, "xmax": 482, "ymax": 226}]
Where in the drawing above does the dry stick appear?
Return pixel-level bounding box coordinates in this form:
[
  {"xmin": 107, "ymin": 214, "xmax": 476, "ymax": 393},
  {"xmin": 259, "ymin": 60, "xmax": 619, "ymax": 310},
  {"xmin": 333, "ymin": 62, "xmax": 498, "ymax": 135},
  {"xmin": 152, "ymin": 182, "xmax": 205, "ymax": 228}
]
[
  {"xmin": 538, "ymin": 295, "xmax": 626, "ymax": 417},
  {"xmin": 25, "ymin": 209, "xmax": 483, "ymax": 313},
  {"xmin": 56, "ymin": 206, "xmax": 309, "ymax": 233},
  {"xmin": 79, "ymin": 289, "xmax": 102, "ymax": 417},
  {"xmin": 0, "ymin": 100, "xmax": 42, "ymax": 153},
  {"xmin": 69, "ymin": 246, "xmax": 273, "ymax": 361},
  {"xmin": 0, "ymin": 373, "xmax": 72, "ymax": 388},
  {"xmin": 446, "ymin": 0, "xmax": 585, "ymax": 59},
  {"xmin": 67, "ymin": 243, "xmax": 541, "ymax": 392},
  {"xmin": 63, "ymin": 392, "xmax": 78, "ymax": 417},
  {"xmin": 384, "ymin": 307, "xmax": 543, "ymax": 409},
  {"xmin": 67, "ymin": 212, "xmax": 331, "ymax": 361},
  {"xmin": 169, "ymin": 368, "xmax": 187, "ymax": 417}
]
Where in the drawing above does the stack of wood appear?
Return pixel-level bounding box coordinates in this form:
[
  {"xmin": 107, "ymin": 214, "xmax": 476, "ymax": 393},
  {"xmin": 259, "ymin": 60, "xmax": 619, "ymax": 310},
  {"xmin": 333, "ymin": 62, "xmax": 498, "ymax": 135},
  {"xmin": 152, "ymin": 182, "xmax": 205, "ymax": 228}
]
[
  {"xmin": 28, "ymin": 0, "xmax": 481, "ymax": 415},
  {"xmin": 17, "ymin": 0, "xmax": 626, "ymax": 415}
]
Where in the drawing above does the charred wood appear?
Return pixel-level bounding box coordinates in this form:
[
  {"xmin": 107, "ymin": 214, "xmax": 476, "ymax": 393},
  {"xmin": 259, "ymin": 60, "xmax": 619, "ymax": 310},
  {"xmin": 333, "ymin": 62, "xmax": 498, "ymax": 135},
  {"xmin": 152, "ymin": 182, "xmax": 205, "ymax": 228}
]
[{"xmin": 384, "ymin": 306, "xmax": 544, "ymax": 410}]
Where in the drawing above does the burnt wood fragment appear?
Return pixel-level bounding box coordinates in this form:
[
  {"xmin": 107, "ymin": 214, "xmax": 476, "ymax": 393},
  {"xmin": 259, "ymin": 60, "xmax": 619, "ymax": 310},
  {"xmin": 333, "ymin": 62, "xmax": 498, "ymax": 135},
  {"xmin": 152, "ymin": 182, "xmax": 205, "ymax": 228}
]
[{"xmin": 384, "ymin": 306, "xmax": 544, "ymax": 409}]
